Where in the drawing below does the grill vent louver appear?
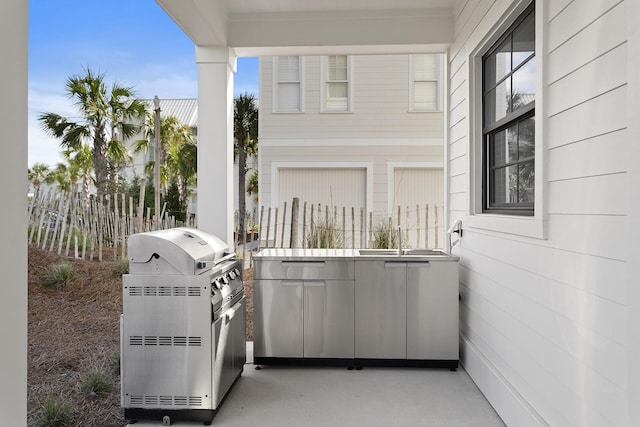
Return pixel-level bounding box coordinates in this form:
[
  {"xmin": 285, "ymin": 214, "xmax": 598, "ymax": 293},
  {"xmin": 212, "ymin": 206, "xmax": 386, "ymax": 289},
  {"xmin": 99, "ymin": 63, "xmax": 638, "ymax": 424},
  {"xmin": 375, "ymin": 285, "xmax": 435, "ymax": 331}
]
[
  {"xmin": 128, "ymin": 286, "xmax": 203, "ymax": 297},
  {"xmin": 128, "ymin": 394, "xmax": 205, "ymax": 407},
  {"xmin": 129, "ymin": 335, "xmax": 201, "ymax": 347}
]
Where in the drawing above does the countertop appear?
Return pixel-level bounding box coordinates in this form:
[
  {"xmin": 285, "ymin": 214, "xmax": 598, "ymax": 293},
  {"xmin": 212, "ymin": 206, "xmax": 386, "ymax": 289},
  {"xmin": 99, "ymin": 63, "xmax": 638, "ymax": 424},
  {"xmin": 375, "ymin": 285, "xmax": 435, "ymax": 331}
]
[{"xmin": 253, "ymin": 248, "xmax": 459, "ymax": 262}]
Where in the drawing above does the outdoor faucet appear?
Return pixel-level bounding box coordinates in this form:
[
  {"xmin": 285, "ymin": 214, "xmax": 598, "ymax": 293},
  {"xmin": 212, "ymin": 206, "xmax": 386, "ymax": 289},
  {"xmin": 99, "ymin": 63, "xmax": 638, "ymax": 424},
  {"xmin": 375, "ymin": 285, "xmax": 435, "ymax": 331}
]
[
  {"xmin": 397, "ymin": 226, "xmax": 403, "ymax": 256},
  {"xmin": 447, "ymin": 220, "xmax": 462, "ymax": 254}
]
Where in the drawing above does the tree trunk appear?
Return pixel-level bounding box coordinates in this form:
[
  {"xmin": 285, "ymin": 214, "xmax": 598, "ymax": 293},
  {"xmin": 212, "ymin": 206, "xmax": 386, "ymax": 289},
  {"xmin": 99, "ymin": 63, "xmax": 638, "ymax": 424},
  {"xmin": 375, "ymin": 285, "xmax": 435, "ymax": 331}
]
[
  {"xmin": 238, "ymin": 137, "xmax": 246, "ymax": 250},
  {"xmin": 93, "ymin": 133, "xmax": 108, "ymax": 195},
  {"xmin": 178, "ymin": 177, "xmax": 189, "ymax": 223}
]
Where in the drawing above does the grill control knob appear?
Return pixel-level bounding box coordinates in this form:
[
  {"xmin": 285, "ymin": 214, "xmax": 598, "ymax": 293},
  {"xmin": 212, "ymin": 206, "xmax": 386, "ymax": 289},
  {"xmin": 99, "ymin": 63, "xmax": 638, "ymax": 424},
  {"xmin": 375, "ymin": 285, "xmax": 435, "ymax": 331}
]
[
  {"xmin": 221, "ymin": 276, "xmax": 229, "ymax": 285},
  {"xmin": 234, "ymin": 268, "xmax": 241, "ymax": 277},
  {"xmin": 229, "ymin": 270, "xmax": 237, "ymax": 279}
]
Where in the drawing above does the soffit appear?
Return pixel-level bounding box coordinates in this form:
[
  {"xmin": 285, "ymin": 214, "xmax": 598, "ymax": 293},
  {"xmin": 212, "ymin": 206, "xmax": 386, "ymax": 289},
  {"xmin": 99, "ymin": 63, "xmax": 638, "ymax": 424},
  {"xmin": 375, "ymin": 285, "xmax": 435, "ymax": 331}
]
[{"xmin": 156, "ymin": 0, "xmax": 456, "ymax": 55}]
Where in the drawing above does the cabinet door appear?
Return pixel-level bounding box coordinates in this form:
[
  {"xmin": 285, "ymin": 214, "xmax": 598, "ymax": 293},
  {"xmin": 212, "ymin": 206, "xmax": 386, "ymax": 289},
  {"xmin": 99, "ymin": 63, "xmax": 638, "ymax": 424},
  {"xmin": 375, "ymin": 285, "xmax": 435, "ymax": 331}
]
[
  {"xmin": 355, "ymin": 260, "xmax": 406, "ymax": 359},
  {"xmin": 254, "ymin": 279, "xmax": 303, "ymax": 358},
  {"xmin": 304, "ymin": 280, "xmax": 354, "ymax": 358},
  {"xmin": 406, "ymin": 262, "xmax": 459, "ymax": 360}
]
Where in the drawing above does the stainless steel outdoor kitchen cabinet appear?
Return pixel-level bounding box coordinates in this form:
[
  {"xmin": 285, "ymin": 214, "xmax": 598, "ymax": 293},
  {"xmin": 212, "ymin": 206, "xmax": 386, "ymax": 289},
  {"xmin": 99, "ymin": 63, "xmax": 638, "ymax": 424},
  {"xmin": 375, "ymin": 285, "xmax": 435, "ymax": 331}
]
[
  {"xmin": 355, "ymin": 259, "xmax": 459, "ymax": 362},
  {"xmin": 406, "ymin": 261, "xmax": 459, "ymax": 360},
  {"xmin": 253, "ymin": 248, "xmax": 459, "ymax": 369},
  {"xmin": 354, "ymin": 260, "xmax": 407, "ymax": 359},
  {"xmin": 254, "ymin": 257, "xmax": 355, "ymax": 362}
]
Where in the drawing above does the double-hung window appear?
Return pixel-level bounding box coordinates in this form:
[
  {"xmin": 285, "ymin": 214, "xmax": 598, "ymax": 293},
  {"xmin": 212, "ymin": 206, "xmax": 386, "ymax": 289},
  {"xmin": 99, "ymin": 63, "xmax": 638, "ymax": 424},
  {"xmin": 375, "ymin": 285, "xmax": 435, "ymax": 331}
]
[
  {"xmin": 482, "ymin": 4, "xmax": 535, "ymax": 215},
  {"xmin": 274, "ymin": 56, "xmax": 303, "ymax": 112},
  {"xmin": 410, "ymin": 54, "xmax": 442, "ymax": 112},
  {"xmin": 322, "ymin": 55, "xmax": 350, "ymax": 112}
]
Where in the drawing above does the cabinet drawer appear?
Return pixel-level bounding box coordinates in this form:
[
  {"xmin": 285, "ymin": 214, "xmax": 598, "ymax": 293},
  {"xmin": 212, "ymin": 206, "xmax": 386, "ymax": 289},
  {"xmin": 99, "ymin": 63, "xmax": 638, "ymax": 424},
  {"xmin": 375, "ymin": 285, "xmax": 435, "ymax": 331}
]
[{"xmin": 254, "ymin": 259, "xmax": 354, "ymax": 280}]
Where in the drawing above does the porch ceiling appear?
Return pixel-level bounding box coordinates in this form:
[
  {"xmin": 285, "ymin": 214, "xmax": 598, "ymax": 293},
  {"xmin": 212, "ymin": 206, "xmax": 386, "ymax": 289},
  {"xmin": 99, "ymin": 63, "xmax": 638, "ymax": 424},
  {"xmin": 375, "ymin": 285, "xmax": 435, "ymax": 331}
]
[{"xmin": 155, "ymin": 0, "xmax": 456, "ymax": 56}]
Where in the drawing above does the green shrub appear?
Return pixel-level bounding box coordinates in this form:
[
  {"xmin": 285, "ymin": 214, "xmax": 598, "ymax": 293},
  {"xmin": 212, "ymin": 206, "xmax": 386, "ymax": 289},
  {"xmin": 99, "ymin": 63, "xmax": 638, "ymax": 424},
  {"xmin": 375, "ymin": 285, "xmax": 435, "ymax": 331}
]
[
  {"xmin": 112, "ymin": 258, "xmax": 129, "ymax": 277},
  {"xmin": 37, "ymin": 394, "xmax": 72, "ymax": 427},
  {"xmin": 81, "ymin": 366, "xmax": 112, "ymax": 394},
  {"xmin": 305, "ymin": 217, "xmax": 344, "ymax": 249},
  {"xmin": 371, "ymin": 219, "xmax": 398, "ymax": 249},
  {"xmin": 44, "ymin": 261, "xmax": 75, "ymax": 290}
]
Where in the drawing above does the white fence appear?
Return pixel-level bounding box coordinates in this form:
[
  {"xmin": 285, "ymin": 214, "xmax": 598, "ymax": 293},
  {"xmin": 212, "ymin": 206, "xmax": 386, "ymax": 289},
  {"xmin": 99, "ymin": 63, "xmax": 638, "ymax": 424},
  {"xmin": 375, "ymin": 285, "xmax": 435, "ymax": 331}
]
[
  {"xmin": 256, "ymin": 198, "xmax": 444, "ymax": 250},
  {"xmin": 28, "ymin": 189, "xmax": 191, "ymax": 260}
]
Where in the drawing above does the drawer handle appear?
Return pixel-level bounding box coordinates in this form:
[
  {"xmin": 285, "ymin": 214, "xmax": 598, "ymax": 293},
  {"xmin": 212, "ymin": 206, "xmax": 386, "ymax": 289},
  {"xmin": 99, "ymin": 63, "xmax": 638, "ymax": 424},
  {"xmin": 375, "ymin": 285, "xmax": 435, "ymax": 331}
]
[
  {"xmin": 407, "ymin": 261, "xmax": 430, "ymax": 267},
  {"xmin": 281, "ymin": 261, "xmax": 326, "ymax": 267}
]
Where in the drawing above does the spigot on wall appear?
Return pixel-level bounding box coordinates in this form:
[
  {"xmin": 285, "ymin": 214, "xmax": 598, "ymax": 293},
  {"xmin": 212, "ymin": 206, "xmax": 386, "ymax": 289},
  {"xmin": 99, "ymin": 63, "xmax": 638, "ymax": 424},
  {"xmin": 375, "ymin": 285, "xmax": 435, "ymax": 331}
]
[{"xmin": 447, "ymin": 220, "xmax": 462, "ymax": 254}]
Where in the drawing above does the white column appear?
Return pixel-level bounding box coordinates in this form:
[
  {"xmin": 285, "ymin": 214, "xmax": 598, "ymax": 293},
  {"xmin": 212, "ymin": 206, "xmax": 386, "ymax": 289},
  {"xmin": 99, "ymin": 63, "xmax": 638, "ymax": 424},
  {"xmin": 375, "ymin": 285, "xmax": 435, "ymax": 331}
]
[
  {"xmin": 0, "ymin": 0, "xmax": 27, "ymax": 424},
  {"xmin": 196, "ymin": 46, "xmax": 236, "ymax": 245},
  {"xmin": 628, "ymin": 0, "xmax": 640, "ymax": 424}
]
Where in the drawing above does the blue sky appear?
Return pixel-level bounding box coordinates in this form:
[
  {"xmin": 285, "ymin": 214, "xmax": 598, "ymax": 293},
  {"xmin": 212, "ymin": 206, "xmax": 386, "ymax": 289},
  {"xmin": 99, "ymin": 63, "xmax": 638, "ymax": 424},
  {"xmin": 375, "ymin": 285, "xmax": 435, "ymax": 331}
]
[{"xmin": 28, "ymin": 0, "xmax": 258, "ymax": 167}]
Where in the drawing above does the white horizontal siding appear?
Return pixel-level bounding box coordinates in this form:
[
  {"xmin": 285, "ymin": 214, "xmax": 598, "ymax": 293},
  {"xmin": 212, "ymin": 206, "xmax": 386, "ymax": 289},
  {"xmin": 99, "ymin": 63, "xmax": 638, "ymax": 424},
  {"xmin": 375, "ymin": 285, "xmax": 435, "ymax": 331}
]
[
  {"xmin": 448, "ymin": 0, "xmax": 629, "ymax": 425},
  {"xmin": 547, "ymin": 130, "xmax": 627, "ymax": 181},
  {"xmin": 547, "ymin": 85, "xmax": 627, "ymax": 148},
  {"xmin": 548, "ymin": 0, "xmax": 623, "ymax": 51},
  {"xmin": 547, "ymin": 43, "xmax": 626, "ymax": 116},
  {"xmin": 547, "ymin": 173, "xmax": 627, "ymax": 215},
  {"xmin": 260, "ymin": 55, "xmax": 445, "ymax": 140},
  {"xmin": 547, "ymin": 2, "xmax": 627, "ymax": 83},
  {"xmin": 461, "ymin": 276, "xmax": 620, "ymax": 426}
]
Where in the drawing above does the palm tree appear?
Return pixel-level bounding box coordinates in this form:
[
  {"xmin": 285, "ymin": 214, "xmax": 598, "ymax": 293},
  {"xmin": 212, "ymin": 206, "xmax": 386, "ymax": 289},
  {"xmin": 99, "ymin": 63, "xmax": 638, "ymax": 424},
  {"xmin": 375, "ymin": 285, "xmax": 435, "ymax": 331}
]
[
  {"xmin": 62, "ymin": 143, "xmax": 93, "ymax": 201},
  {"xmin": 38, "ymin": 68, "xmax": 146, "ymax": 195},
  {"xmin": 49, "ymin": 163, "xmax": 78, "ymax": 192},
  {"xmin": 247, "ymin": 169, "xmax": 259, "ymax": 205},
  {"xmin": 234, "ymin": 93, "xmax": 259, "ymax": 245},
  {"xmin": 135, "ymin": 113, "xmax": 196, "ymax": 218},
  {"xmin": 28, "ymin": 162, "xmax": 51, "ymax": 201},
  {"xmin": 169, "ymin": 139, "xmax": 197, "ymax": 219}
]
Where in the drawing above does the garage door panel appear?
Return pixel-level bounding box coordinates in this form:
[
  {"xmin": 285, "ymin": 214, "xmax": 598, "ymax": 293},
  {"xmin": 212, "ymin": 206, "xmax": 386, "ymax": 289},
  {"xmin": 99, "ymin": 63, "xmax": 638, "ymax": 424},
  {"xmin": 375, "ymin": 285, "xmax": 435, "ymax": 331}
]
[
  {"xmin": 393, "ymin": 168, "xmax": 444, "ymax": 249},
  {"xmin": 277, "ymin": 168, "xmax": 366, "ymax": 248}
]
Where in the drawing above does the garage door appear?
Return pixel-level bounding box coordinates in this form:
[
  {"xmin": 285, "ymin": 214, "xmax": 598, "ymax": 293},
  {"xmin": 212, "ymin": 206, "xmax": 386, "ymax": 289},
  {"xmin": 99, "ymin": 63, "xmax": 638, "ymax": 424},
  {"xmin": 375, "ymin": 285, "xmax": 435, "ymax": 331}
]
[
  {"xmin": 392, "ymin": 168, "xmax": 444, "ymax": 249},
  {"xmin": 278, "ymin": 168, "xmax": 366, "ymax": 248}
]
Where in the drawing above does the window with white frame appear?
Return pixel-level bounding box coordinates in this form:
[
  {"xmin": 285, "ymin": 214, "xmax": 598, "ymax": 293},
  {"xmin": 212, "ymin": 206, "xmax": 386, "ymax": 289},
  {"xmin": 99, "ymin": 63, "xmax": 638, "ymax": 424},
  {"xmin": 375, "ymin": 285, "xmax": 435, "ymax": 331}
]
[
  {"xmin": 322, "ymin": 55, "xmax": 350, "ymax": 112},
  {"xmin": 274, "ymin": 56, "xmax": 303, "ymax": 112},
  {"xmin": 482, "ymin": 3, "xmax": 535, "ymax": 215},
  {"xmin": 410, "ymin": 54, "xmax": 441, "ymax": 112}
]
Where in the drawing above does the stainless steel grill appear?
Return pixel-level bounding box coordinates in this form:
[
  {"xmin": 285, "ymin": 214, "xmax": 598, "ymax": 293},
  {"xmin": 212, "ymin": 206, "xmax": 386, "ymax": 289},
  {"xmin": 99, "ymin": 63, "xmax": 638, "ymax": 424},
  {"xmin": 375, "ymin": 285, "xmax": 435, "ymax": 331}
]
[{"xmin": 121, "ymin": 227, "xmax": 245, "ymax": 426}]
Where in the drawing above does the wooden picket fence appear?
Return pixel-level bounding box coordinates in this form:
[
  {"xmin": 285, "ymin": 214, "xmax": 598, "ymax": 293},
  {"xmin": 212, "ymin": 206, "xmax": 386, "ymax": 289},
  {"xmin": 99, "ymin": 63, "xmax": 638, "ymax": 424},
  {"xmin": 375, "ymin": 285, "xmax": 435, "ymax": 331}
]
[
  {"xmin": 27, "ymin": 188, "xmax": 193, "ymax": 261},
  {"xmin": 256, "ymin": 198, "xmax": 444, "ymax": 250}
]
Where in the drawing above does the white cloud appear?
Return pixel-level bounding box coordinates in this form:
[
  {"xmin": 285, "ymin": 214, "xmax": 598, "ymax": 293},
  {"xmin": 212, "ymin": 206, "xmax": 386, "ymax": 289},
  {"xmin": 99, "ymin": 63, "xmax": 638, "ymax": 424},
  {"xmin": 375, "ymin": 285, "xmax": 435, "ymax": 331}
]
[{"xmin": 28, "ymin": 86, "xmax": 78, "ymax": 167}]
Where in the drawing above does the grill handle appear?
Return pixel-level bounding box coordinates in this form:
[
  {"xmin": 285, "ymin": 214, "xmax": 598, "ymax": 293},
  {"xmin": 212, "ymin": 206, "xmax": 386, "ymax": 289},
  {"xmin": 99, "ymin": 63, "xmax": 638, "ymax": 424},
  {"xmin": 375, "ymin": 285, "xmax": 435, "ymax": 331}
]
[{"xmin": 197, "ymin": 253, "xmax": 236, "ymax": 270}]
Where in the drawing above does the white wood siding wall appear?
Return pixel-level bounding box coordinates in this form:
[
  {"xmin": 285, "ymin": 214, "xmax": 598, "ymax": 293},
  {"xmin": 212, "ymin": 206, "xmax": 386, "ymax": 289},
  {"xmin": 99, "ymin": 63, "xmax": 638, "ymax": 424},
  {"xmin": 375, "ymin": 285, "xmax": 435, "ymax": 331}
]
[
  {"xmin": 450, "ymin": 0, "xmax": 628, "ymax": 425},
  {"xmin": 260, "ymin": 55, "xmax": 444, "ymax": 139},
  {"xmin": 259, "ymin": 54, "xmax": 446, "ymax": 226}
]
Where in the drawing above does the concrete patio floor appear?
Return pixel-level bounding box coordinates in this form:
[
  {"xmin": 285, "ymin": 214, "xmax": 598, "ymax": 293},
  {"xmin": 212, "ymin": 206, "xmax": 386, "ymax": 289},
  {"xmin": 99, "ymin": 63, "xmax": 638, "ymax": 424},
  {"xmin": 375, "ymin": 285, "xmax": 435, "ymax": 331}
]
[{"xmin": 128, "ymin": 342, "xmax": 504, "ymax": 427}]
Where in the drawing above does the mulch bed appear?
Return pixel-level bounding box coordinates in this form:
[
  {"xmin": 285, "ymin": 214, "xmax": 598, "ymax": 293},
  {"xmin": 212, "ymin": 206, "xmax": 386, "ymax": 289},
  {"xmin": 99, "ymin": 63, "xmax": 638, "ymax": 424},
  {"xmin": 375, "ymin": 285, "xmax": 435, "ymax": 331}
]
[{"xmin": 27, "ymin": 245, "xmax": 254, "ymax": 426}]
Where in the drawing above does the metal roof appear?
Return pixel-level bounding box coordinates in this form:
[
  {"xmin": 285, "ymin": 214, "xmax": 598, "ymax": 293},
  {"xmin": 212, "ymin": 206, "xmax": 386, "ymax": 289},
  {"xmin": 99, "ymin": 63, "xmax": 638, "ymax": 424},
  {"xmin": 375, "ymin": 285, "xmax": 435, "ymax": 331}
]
[{"xmin": 142, "ymin": 98, "xmax": 198, "ymax": 128}]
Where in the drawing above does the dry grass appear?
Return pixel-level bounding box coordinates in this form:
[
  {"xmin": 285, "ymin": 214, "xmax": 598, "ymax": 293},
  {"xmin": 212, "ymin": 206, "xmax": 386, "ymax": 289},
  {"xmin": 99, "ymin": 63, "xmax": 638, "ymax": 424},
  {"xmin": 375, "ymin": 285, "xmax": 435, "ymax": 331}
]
[{"xmin": 28, "ymin": 245, "xmax": 255, "ymax": 426}]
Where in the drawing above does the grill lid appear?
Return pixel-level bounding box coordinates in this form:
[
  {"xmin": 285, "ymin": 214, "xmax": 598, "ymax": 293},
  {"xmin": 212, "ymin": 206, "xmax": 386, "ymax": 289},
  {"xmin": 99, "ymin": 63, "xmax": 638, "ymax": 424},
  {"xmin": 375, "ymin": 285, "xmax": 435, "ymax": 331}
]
[{"xmin": 128, "ymin": 227, "xmax": 230, "ymax": 275}]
